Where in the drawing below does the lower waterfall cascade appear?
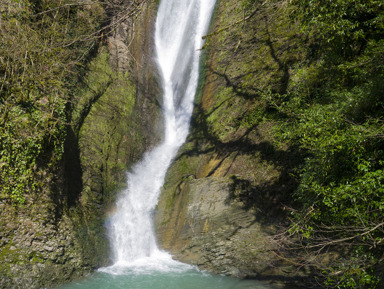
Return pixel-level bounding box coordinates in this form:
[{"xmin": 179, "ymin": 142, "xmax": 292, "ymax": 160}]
[{"xmin": 104, "ymin": 0, "xmax": 216, "ymax": 270}]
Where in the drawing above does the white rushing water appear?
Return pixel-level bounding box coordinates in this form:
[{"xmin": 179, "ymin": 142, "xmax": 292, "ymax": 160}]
[{"xmin": 102, "ymin": 0, "xmax": 216, "ymax": 273}]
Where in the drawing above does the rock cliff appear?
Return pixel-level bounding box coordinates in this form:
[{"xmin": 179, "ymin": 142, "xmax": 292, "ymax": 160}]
[
  {"xmin": 0, "ymin": 1, "xmax": 160, "ymax": 288},
  {"xmin": 3, "ymin": 0, "xmax": 381, "ymax": 287},
  {"xmin": 155, "ymin": 0, "xmax": 306, "ymax": 285},
  {"xmin": 155, "ymin": 0, "xmax": 384, "ymax": 286}
]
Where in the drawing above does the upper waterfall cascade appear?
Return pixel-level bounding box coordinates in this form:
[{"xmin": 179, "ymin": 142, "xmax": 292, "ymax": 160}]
[{"xmin": 104, "ymin": 0, "xmax": 216, "ymax": 269}]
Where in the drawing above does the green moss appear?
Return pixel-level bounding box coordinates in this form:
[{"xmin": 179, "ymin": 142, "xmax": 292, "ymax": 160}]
[
  {"xmin": 72, "ymin": 49, "xmax": 114, "ymax": 133},
  {"xmin": 70, "ymin": 37, "xmax": 148, "ymax": 272},
  {"xmin": 0, "ymin": 0, "xmax": 105, "ymax": 205},
  {"xmin": 0, "ymin": 243, "xmax": 34, "ymax": 279},
  {"xmin": 75, "ymin": 47, "xmax": 138, "ymax": 207}
]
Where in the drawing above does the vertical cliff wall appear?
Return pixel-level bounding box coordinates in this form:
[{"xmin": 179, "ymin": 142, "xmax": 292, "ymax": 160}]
[
  {"xmin": 154, "ymin": 0, "xmax": 306, "ymax": 284},
  {"xmin": 154, "ymin": 0, "xmax": 384, "ymax": 287},
  {"xmin": 0, "ymin": 1, "xmax": 160, "ymax": 288}
]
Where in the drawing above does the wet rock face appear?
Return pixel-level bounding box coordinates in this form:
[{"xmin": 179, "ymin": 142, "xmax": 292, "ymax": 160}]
[
  {"xmin": 155, "ymin": 177, "xmax": 281, "ymax": 278},
  {"xmin": 109, "ymin": 0, "xmax": 163, "ymax": 148},
  {"xmin": 0, "ymin": 206, "xmax": 89, "ymax": 289},
  {"xmin": 154, "ymin": 0, "xmax": 304, "ymax": 282}
]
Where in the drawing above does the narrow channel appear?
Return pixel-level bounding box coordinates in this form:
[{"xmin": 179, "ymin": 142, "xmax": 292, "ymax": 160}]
[
  {"xmin": 56, "ymin": 0, "xmax": 278, "ymax": 288},
  {"xmin": 103, "ymin": 0, "xmax": 217, "ymax": 267}
]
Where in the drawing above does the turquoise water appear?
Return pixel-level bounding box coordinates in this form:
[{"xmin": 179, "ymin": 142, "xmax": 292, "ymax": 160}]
[
  {"xmin": 56, "ymin": 266, "xmax": 277, "ymax": 289},
  {"xmin": 55, "ymin": 255, "xmax": 278, "ymax": 289}
]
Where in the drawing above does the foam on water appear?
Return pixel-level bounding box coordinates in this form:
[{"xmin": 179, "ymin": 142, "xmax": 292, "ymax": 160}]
[{"xmin": 99, "ymin": 251, "xmax": 192, "ymax": 276}]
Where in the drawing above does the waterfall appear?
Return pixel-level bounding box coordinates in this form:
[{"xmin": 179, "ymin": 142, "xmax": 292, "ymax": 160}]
[{"xmin": 104, "ymin": 0, "xmax": 216, "ymax": 270}]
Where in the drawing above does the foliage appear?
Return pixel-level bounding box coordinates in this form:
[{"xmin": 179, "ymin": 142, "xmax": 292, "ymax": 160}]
[
  {"xmin": 291, "ymin": 0, "xmax": 384, "ymax": 46},
  {"xmin": 260, "ymin": 0, "xmax": 384, "ymax": 287},
  {"xmin": 0, "ymin": 0, "xmax": 105, "ymax": 204}
]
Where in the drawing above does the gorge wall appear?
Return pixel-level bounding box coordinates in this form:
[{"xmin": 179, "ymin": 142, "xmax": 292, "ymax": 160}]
[
  {"xmin": 2, "ymin": 0, "xmax": 383, "ymax": 288},
  {"xmin": 0, "ymin": 0, "xmax": 307, "ymax": 287},
  {"xmin": 155, "ymin": 0, "xmax": 384, "ymax": 287},
  {"xmin": 0, "ymin": 1, "xmax": 160, "ymax": 288},
  {"xmin": 155, "ymin": 0, "xmax": 306, "ymax": 284}
]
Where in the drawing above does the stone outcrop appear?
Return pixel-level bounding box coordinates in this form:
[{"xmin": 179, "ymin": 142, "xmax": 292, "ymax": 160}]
[
  {"xmin": 156, "ymin": 176, "xmax": 282, "ymax": 277},
  {"xmin": 0, "ymin": 205, "xmax": 90, "ymax": 288}
]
